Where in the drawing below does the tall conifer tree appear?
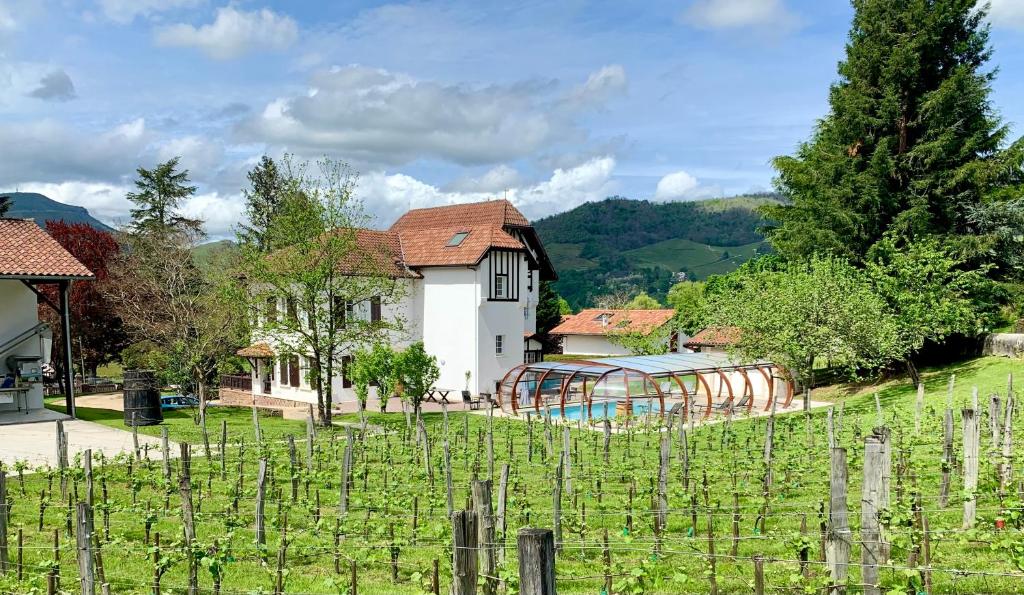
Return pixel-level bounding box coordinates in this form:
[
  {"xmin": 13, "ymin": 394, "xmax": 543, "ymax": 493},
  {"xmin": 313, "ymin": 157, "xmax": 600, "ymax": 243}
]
[{"xmin": 764, "ymin": 0, "xmax": 1024, "ymax": 263}]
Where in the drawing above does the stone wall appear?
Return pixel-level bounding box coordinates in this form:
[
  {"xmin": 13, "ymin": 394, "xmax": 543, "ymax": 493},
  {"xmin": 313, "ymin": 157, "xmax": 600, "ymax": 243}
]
[{"xmin": 982, "ymin": 334, "xmax": 1024, "ymax": 358}]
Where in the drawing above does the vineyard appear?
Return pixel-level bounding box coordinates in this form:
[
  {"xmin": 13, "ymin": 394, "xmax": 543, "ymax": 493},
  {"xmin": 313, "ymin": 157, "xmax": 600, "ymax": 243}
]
[{"xmin": 0, "ymin": 356, "xmax": 1022, "ymax": 594}]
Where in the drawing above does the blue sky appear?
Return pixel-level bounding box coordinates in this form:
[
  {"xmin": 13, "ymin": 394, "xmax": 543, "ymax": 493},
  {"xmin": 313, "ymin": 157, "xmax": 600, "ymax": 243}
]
[{"xmin": 2, "ymin": 0, "xmax": 1023, "ymax": 237}]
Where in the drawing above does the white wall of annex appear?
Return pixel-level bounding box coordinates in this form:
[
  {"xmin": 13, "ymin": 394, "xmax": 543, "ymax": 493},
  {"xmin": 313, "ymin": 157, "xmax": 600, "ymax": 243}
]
[
  {"xmin": 420, "ymin": 267, "xmax": 480, "ymax": 393},
  {"xmin": 0, "ymin": 280, "xmax": 45, "ymax": 411},
  {"xmin": 475, "ymin": 253, "xmax": 530, "ymax": 395},
  {"xmin": 562, "ymin": 334, "xmax": 631, "ymax": 356}
]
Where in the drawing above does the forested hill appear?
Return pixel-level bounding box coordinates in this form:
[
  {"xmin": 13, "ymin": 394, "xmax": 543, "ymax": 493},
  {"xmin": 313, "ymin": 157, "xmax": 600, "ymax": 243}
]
[
  {"xmin": 534, "ymin": 194, "xmax": 777, "ymax": 309},
  {"xmin": 3, "ymin": 192, "xmax": 114, "ymax": 231}
]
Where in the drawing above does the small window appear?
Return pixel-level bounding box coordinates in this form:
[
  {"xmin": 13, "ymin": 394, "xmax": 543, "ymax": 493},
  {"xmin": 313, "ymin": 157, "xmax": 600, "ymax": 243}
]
[
  {"xmin": 494, "ymin": 275, "xmax": 507, "ymax": 298},
  {"xmin": 447, "ymin": 231, "xmax": 470, "ymax": 247},
  {"xmin": 370, "ymin": 296, "xmax": 382, "ymax": 322},
  {"xmin": 495, "ymin": 334, "xmax": 504, "ymax": 355},
  {"xmin": 265, "ymin": 297, "xmax": 278, "ymax": 323},
  {"xmin": 594, "ymin": 313, "xmax": 612, "ymax": 325},
  {"xmin": 527, "ymin": 269, "xmax": 534, "ymax": 292}
]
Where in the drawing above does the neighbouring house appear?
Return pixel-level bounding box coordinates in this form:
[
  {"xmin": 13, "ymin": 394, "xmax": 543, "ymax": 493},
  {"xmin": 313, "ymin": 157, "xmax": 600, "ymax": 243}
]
[
  {"xmin": 0, "ymin": 218, "xmax": 94, "ymax": 416},
  {"xmin": 551, "ymin": 308, "xmax": 682, "ymax": 357},
  {"xmin": 229, "ymin": 199, "xmax": 556, "ymax": 408},
  {"xmin": 684, "ymin": 326, "xmax": 740, "ymax": 355}
]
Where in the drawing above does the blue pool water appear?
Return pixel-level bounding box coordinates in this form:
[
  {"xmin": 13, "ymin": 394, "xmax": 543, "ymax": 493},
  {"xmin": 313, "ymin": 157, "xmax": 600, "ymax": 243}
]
[{"xmin": 542, "ymin": 400, "xmax": 662, "ymax": 421}]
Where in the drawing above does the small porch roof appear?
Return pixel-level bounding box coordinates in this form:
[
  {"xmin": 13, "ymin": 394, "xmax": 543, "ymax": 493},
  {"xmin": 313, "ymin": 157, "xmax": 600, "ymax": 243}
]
[{"xmin": 237, "ymin": 342, "xmax": 275, "ymax": 358}]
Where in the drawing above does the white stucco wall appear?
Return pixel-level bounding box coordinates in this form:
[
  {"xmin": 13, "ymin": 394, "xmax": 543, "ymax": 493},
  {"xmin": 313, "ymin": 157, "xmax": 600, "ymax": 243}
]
[
  {"xmin": 0, "ymin": 280, "xmax": 45, "ymax": 412},
  {"xmin": 562, "ymin": 334, "xmax": 632, "ymax": 357},
  {"xmin": 419, "ymin": 267, "xmax": 480, "ymax": 394}
]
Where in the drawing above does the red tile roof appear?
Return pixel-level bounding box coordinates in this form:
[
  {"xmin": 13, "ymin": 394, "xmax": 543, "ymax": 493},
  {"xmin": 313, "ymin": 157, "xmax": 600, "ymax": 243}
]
[
  {"xmin": 0, "ymin": 219, "xmax": 94, "ymax": 279},
  {"xmin": 551, "ymin": 309, "xmax": 676, "ymax": 336},
  {"xmin": 268, "ymin": 228, "xmax": 419, "ymax": 279},
  {"xmin": 390, "ymin": 199, "xmax": 530, "ymax": 231},
  {"xmin": 389, "ymin": 200, "xmax": 533, "ymax": 267},
  {"xmin": 685, "ymin": 326, "xmax": 740, "ymax": 348}
]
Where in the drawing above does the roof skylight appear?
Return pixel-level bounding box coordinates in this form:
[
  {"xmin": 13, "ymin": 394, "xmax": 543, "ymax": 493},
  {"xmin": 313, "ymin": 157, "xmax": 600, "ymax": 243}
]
[{"xmin": 446, "ymin": 231, "xmax": 470, "ymax": 247}]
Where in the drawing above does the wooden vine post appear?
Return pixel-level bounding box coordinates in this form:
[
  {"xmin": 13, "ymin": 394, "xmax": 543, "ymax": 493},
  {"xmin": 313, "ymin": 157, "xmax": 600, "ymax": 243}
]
[
  {"xmin": 75, "ymin": 502, "xmax": 95, "ymax": 595},
  {"xmin": 939, "ymin": 377, "xmax": 954, "ymax": 507},
  {"xmin": 179, "ymin": 443, "xmax": 198, "ymax": 595},
  {"xmin": 0, "ymin": 471, "xmax": 7, "ymax": 574},
  {"xmin": 472, "ymin": 480, "xmax": 497, "ymax": 595},
  {"xmin": 517, "ymin": 528, "xmax": 556, "ymax": 595},
  {"xmin": 861, "ymin": 428, "xmax": 891, "ymax": 595},
  {"xmin": 826, "ymin": 447, "xmax": 850, "ymax": 592},
  {"xmin": 451, "ymin": 510, "xmax": 479, "ymax": 595},
  {"xmin": 255, "ymin": 458, "xmax": 268, "ymax": 559},
  {"xmin": 962, "ymin": 409, "xmax": 980, "ymax": 528}
]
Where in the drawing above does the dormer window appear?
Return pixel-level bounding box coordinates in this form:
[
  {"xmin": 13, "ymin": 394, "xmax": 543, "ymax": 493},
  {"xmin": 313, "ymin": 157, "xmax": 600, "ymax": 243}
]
[
  {"xmin": 594, "ymin": 312, "xmax": 612, "ymax": 326},
  {"xmin": 447, "ymin": 231, "xmax": 470, "ymax": 247}
]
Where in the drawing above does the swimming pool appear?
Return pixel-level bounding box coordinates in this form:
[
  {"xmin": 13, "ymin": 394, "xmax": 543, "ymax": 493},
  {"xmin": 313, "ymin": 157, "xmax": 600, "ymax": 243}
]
[{"xmin": 541, "ymin": 400, "xmax": 662, "ymax": 421}]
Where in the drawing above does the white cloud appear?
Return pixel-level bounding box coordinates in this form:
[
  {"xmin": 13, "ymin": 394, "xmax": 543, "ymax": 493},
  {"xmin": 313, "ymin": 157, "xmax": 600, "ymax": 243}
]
[
  {"xmin": 15, "ymin": 181, "xmax": 133, "ymax": 226},
  {"xmin": 156, "ymin": 6, "xmax": 298, "ymax": 60},
  {"xmin": 654, "ymin": 170, "xmax": 699, "ymax": 200},
  {"xmin": 241, "ymin": 64, "xmax": 623, "ymax": 167},
  {"xmin": 567, "ymin": 64, "xmax": 627, "ymax": 108},
  {"xmin": 359, "ymin": 156, "xmax": 618, "ymax": 225},
  {"xmin": 682, "ymin": 0, "xmax": 800, "ymax": 32},
  {"xmin": 155, "ymin": 136, "xmax": 225, "ymax": 176},
  {"xmin": 444, "ymin": 165, "xmax": 521, "ymax": 193},
  {"xmin": 987, "ymin": 0, "xmax": 1024, "ymax": 29},
  {"xmin": 0, "ymin": 118, "xmax": 150, "ymax": 186},
  {"xmin": 179, "ymin": 191, "xmax": 246, "ymax": 237},
  {"xmin": 99, "ymin": 0, "xmax": 204, "ymax": 24}
]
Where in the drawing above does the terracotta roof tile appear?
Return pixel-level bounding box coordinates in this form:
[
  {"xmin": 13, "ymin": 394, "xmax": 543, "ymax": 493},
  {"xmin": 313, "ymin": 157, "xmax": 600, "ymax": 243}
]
[
  {"xmin": 551, "ymin": 309, "xmax": 676, "ymax": 336},
  {"xmin": 398, "ymin": 225, "xmax": 523, "ymax": 267},
  {"xmin": 237, "ymin": 342, "xmax": 275, "ymax": 358},
  {"xmin": 0, "ymin": 218, "xmax": 94, "ymax": 279},
  {"xmin": 685, "ymin": 326, "xmax": 740, "ymax": 347},
  {"xmin": 389, "ymin": 199, "xmax": 529, "ymax": 231}
]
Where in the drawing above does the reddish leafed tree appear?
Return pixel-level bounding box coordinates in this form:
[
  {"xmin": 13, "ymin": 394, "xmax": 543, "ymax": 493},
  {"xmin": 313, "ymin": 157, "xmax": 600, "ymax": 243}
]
[{"xmin": 39, "ymin": 221, "xmax": 128, "ymax": 378}]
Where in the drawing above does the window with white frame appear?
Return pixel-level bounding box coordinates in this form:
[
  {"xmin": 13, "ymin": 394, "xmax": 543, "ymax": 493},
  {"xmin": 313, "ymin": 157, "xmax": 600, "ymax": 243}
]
[{"xmin": 495, "ymin": 334, "xmax": 504, "ymax": 355}]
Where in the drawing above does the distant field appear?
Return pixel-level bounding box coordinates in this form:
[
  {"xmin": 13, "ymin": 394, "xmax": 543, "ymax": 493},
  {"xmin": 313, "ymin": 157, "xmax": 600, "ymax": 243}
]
[
  {"xmin": 624, "ymin": 238, "xmax": 766, "ymax": 278},
  {"xmin": 546, "ymin": 242, "xmax": 598, "ymax": 269}
]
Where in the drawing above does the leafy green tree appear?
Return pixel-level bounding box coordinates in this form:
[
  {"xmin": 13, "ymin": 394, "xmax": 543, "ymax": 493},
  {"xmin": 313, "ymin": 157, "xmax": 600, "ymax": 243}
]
[
  {"xmin": 238, "ymin": 155, "xmax": 289, "ymax": 252},
  {"xmin": 351, "ymin": 343, "xmax": 398, "ymax": 414},
  {"xmin": 0, "ymin": 195, "xmax": 10, "ymax": 216},
  {"xmin": 536, "ymin": 280, "xmax": 564, "ymax": 336},
  {"xmin": 604, "ymin": 325, "xmax": 673, "ymax": 356},
  {"xmin": 240, "ymin": 159, "xmax": 406, "ymax": 425},
  {"xmin": 764, "ymin": 0, "xmax": 1024, "ymax": 263},
  {"xmin": 624, "ymin": 291, "xmax": 661, "ymax": 309},
  {"xmin": 966, "ymin": 197, "xmax": 1024, "ymax": 282},
  {"xmin": 665, "ymin": 281, "xmax": 707, "ymax": 335},
  {"xmin": 705, "ymin": 256, "xmax": 902, "ymax": 390},
  {"xmin": 866, "ymin": 234, "xmax": 992, "ymax": 381},
  {"xmin": 126, "ymin": 157, "xmax": 202, "ymax": 235},
  {"xmin": 394, "ymin": 341, "xmax": 439, "ymax": 415}
]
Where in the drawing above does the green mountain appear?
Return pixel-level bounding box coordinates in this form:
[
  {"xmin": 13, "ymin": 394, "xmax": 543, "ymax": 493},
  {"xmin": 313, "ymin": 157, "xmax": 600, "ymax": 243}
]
[
  {"xmin": 2, "ymin": 192, "xmax": 114, "ymax": 231},
  {"xmin": 192, "ymin": 239, "xmax": 238, "ymax": 274},
  {"xmin": 533, "ymin": 195, "xmax": 776, "ymax": 309}
]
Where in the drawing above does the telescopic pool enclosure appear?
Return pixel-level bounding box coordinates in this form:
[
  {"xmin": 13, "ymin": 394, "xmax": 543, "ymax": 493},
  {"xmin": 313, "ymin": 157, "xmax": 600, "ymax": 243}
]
[{"xmin": 497, "ymin": 352, "xmax": 792, "ymax": 421}]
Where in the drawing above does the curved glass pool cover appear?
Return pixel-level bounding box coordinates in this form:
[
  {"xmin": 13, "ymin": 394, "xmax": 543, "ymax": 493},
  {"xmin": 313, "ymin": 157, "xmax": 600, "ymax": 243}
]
[{"xmin": 497, "ymin": 352, "xmax": 792, "ymax": 421}]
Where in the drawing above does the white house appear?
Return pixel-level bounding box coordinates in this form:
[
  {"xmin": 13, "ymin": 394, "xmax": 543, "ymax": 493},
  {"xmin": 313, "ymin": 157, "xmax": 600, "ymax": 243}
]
[
  {"xmin": 684, "ymin": 326, "xmax": 739, "ymax": 355},
  {"xmin": 0, "ymin": 218, "xmax": 94, "ymax": 417},
  {"xmin": 232, "ymin": 199, "xmax": 555, "ymax": 408},
  {"xmin": 551, "ymin": 308, "xmax": 682, "ymax": 357}
]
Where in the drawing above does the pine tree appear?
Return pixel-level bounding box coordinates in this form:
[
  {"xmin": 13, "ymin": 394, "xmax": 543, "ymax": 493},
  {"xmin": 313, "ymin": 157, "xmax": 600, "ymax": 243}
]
[
  {"xmin": 126, "ymin": 157, "xmax": 201, "ymax": 235},
  {"xmin": 764, "ymin": 0, "xmax": 1024, "ymax": 263},
  {"xmin": 238, "ymin": 155, "xmax": 287, "ymax": 251}
]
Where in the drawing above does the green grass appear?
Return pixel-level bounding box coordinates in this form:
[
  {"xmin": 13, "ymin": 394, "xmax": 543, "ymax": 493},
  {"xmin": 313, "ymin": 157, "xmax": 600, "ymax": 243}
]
[
  {"xmin": 624, "ymin": 238, "xmax": 765, "ymax": 277},
  {"xmin": 546, "ymin": 242, "xmax": 599, "ymax": 270},
  {"xmin": 3, "ymin": 355, "xmax": 1022, "ymax": 593}
]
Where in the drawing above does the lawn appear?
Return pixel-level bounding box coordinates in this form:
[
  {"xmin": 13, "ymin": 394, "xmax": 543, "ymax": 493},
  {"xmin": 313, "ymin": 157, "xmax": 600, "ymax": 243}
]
[
  {"xmin": 2, "ymin": 355, "xmax": 1022, "ymax": 593},
  {"xmin": 623, "ymin": 239, "xmax": 766, "ymax": 278}
]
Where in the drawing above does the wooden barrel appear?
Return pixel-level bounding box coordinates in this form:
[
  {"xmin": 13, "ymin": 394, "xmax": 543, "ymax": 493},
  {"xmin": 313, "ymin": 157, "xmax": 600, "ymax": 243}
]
[{"xmin": 123, "ymin": 369, "xmax": 162, "ymax": 426}]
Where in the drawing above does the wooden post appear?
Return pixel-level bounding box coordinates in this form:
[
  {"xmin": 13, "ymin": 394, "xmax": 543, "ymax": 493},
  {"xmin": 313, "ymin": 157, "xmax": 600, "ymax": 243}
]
[
  {"xmin": 131, "ymin": 412, "xmax": 141, "ymax": 461},
  {"xmin": 419, "ymin": 418, "xmax": 435, "ymax": 486},
  {"xmin": 657, "ymin": 432, "xmax": 669, "ymax": 531},
  {"xmin": 161, "ymin": 426, "xmax": 170, "ymax": 484},
  {"xmin": 444, "ymin": 440, "xmax": 455, "ymax": 517},
  {"xmin": 962, "ymin": 409, "xmax": 980, "ymax": 528},
  {"xmin": 83, "ymin": 449, "xmax": 93, "ymax": 508},
  {"xmin": 552, "ymin": 458, "xmax": 563, "ymax": 553},
  {"xmin": 179, "ymin": 443, "xmax": 197, "ymax": 595},
  {"xmin": 915, "ymin": 383, "xmax": 924, "ymax": 435},
  {"xmin": 990, "ymin": 394, "xmax": 1002, "ymax": 453},
  {"xmin": 255, "ymin": 458, "xmax": 268, "ymax": 558},
  {"xmin": 517, "ymin": 528, "xmax": 556, "ymax": 595},
  {"xmin": 753, "ymin": 555, "xmax": 765, "ymax": 595},
  {"xmin": 939, "ymin": 403, "xmax": 954, "ymax": 507},
  {"xmin": 0, "ymin": 471, "xmax": 7, "ymax": 574},
  {"xmin": 251, "ymin": 397, "xmax": 262, "ymax": 445},
  {"xmin": 703, "ymin": 470, "xmax": 717, "ymax": 595},
  {"xmin": 496, "ymin": 463, "xmax": 509, "ymax": 564},
  {"xmin": 472, "ymin": 480, "xmax": 497, "ymax": 595},
  {"xmin": 220, "ymin": 420, "xmax": 227, "ymax": 480},
  {"xmin": 340, "ymin": 430, "xmax": 353, "ymax": 516},
  {"xmin": 602, "ymin": 528, "xmax": 612, "ymax": 595},
  {"xmin": 861, "ymin": 428, "xmax": 890, "ymax": 595},
  {"xmin": 602, "ymin": 419, "xmax": 611, "ymax": 464},
  {"xmin": 451, "ymin": 510, "xmax": 479, "ymax": 595},
  {"xmin": 826, "ymin": 447, "xmax": 850, "ymax": 592},
  {"xmin": 306, "ymin": 409, "xmax": 315, "ymax": 474},
  {"xmin": 75, "ymin": 502, "xmax": 95, "ymax": 595},
  {"xmin": 56, "ymin": 421, "xmax": 68, "ymax": 499},
  {"xmin": 1001, "ymin": 395, "xmax": 1014, "ymax": 493},
  {"xmin": 562, "ymin": 426, "xmax": 572, "ymax": 495}
]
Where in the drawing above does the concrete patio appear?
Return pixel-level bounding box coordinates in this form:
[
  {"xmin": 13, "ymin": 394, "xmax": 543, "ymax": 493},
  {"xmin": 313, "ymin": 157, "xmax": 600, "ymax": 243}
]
[{"xmin": 0, "ymin": 408, "xmax": 167, "ymax": 467}]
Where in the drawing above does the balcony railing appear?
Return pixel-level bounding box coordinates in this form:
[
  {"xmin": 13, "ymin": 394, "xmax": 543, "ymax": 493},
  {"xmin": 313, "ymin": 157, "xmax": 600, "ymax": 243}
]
[{"xmin": 220, "ymin": 374, "xmax": 253, "ymax": 392}]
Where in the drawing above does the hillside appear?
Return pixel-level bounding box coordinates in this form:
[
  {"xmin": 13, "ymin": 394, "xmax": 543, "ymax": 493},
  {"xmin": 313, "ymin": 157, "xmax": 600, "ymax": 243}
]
[
  {"xmin": 2, "ymin": 192, "xmax": 114, "ymax": 231},
  {"xmin": 533, "ymin": 195, "xmax": 776, "ymax": 308}
]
